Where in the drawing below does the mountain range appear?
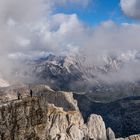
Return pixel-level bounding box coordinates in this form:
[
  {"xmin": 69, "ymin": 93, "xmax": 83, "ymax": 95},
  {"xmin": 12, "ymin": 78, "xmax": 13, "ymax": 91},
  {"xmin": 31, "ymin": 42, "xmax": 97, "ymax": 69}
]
[{"xmin": 0, "ymin": 54, "xmax": 140, "ymax": 138}]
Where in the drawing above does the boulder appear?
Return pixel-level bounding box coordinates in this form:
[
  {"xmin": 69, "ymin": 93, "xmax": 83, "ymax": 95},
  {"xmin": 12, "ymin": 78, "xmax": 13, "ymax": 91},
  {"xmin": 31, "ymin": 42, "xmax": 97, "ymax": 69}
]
[{"xmin": 107, "ymin": 127, "xmax": 116, "ymax": 140}]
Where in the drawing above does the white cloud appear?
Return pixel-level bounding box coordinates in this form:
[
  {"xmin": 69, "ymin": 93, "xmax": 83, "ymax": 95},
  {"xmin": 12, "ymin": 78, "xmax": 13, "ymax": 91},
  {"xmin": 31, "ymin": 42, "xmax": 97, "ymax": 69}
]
[
  {"xmin": 50, "ymin": 0, "xmax": 92, "ymax": 9},
  {"xmin": 1, "ymin": 0, "xmax": 140, "ymax": 84},
  {"xmin": 120, "ymin": 0, "xmax": 140, "ymax": 19},
  {"xmin": 80, "ymin": 20, "xmax": 140, "ymax": 83},
  {"xmin": 82, "ymin": 20, "xmax": 140, "ymax": 63},
  {"xmin": 0, "ymin": 0, "xmax": 44, "ymax": 24}
]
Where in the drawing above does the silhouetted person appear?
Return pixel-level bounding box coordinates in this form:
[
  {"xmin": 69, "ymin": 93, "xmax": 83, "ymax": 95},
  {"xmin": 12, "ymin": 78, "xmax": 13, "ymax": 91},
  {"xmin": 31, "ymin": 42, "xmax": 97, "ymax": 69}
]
[
  {"xmin": 17, "ymin": 92, "xmax": 21, "ymax": 100},
  {"xmin": 40, "ymin": 93, "xmax": 44, "ymax": 98},
  {"xmin": 30, "ymin": 89, "xmax": 33, "ymax": 97}
]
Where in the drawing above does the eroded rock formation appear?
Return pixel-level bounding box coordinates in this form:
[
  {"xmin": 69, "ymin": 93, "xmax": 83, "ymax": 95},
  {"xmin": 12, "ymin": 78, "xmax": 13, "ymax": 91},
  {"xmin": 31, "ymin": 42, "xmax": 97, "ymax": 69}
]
[{"xmin": 0, "ymin": 85, "xmax": 139, "ymax": 140}]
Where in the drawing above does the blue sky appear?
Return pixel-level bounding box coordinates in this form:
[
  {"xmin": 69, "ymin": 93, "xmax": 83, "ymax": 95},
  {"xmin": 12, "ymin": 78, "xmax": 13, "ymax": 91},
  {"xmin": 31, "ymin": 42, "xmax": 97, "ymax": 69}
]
[{"xmin": 55, "ymin": 0, "xmax": 137, "ymax": 26}]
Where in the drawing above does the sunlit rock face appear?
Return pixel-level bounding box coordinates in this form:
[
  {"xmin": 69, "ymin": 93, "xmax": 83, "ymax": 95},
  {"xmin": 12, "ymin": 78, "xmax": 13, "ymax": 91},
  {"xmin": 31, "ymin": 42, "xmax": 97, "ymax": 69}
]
[
  {"xmin": 0, "ymin": 85, "xmax": 139, "ymax": 140},
  {"xmin": 0, "ymin": 85, "xmax": 108, "ymax": 140},
  {"xmin": 117, "ymin": 135, "xmax": 140, "ymax": 140}
]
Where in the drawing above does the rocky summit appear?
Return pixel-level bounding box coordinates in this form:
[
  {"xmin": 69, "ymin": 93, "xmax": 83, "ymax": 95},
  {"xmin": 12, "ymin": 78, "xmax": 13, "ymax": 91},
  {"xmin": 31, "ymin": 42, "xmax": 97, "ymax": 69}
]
[{"xmin": 0, "ymin": 85, "xmax": 139, "ymax": 140}]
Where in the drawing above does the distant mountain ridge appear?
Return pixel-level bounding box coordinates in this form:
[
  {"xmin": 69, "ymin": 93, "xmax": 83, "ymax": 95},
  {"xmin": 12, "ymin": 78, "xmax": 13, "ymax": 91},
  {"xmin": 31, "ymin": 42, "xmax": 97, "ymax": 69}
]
[
  {"xmin": 1, "ymin": 53, "xmax": 140, "ymax": 99},
  {"xmin": 24, "ymin": 53, "xmax": 140, "ymax": 99}
]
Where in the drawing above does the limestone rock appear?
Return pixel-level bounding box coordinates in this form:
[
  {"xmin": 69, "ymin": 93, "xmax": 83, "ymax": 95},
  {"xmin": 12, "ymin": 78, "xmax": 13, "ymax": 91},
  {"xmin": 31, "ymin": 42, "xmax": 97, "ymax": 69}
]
[
  {"xmin": 124, "ymin": 135, "xmax": 140, "ymax": 140},
  {"xmin": 0, "ymin": 85, "xmax": 79, "ymax": 111},
  {"xmin": 68, "ymin": 125, "xmax": 84, "ymax": 140},
  {"xmin": 86, "ymin": 114, "xmax": 107, "ymax": 140},
  {"xmin": 107, "ymin": 127, "xmax": 116, "ymax": 140},
  {"xmin": 0, "ymin": 86, "xmax": 108, "ymax": 140},
  {"xmin": 1, "ymin": 85, "xmax": 139, "ymax": 140},
  {"xmin": 117, "ymin": 135, "xmax": 140, "ymax": 140}
]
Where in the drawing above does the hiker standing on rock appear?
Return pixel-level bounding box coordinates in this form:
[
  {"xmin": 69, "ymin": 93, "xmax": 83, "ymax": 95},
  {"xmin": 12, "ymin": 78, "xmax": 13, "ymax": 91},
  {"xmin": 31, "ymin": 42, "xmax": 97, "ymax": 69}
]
[
  {"xmin": 30, "ymin": 89, "xmax": 33, "ymax": 97},
  {"xmin": 17, "ymin": 91, "xmax": 21, "ymax": 100}
]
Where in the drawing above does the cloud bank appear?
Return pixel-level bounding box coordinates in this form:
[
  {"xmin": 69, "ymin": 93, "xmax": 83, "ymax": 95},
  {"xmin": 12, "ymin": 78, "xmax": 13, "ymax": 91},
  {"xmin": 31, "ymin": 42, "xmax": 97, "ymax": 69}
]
[
  {"xmin": 120, "ymin": 0, "xmax": 140, "ymax": 19},
  {"xmin": 1, "ymin": 0, "xmax": 140, "ymax": 84},
  {"xmin": 80, "ymin": 21, "xmax": 140, "ymax": 83},
  {"xmin": 0, "ymin": 0, "xmax": 91, "ymax": 81}
]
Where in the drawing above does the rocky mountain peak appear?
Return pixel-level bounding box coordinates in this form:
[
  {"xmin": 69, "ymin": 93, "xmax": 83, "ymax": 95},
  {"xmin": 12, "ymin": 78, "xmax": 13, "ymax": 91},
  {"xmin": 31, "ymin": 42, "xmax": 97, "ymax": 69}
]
[
  {"xmin": 0, "ymin": 85, "xmax": 139, "ymax": 140},
  {"xmin": 0, "ymin": 85, "xmax": 107, "ymax": 140}
]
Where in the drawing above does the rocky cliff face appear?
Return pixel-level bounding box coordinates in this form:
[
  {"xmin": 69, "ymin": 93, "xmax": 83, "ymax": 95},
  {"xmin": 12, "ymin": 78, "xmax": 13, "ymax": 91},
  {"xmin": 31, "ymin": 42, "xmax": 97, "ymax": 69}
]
[
  {"xmin": 0, "ymin": 85, "xmax": 107, "ymax": 140},
  {"xmin": 0, "ymin": 85, "xmax": 139, "ymax": 140}
]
